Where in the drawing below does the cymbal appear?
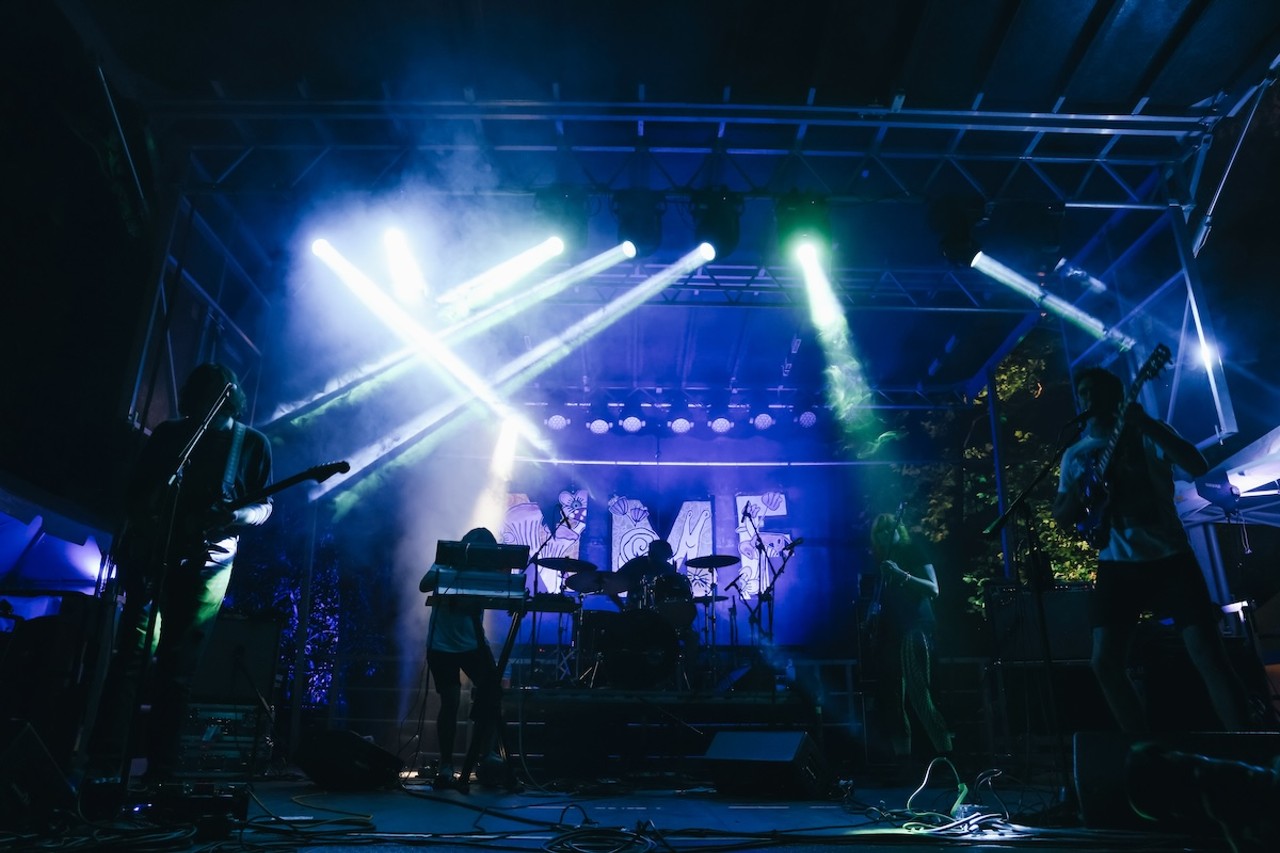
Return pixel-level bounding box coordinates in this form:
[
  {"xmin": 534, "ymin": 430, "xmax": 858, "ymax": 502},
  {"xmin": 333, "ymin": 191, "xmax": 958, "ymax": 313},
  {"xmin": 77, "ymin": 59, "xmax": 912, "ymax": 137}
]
[
  {"xmin": 535, "ymin": 557, "xmax": 596, "ymax": 573},
  {"xmin": 564, "ymin": 571, "xmax": 630, "ymax": 595},
  {"xmin": 692, "ymin": 595, "xmax": 728, "ymax": 604},
  {"xmin": 685, "ymin": 554, "xmax": 740, "ymax": 570},
  {"xmin": 564, "ymin": 572, "xmax": 604, "ymax": 593}
]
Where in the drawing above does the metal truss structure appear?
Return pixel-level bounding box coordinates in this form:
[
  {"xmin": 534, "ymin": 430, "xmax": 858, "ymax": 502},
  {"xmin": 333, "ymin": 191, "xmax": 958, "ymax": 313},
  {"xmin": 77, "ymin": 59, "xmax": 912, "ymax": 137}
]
[{"xmin": 136, "ymin": 84, "xmax": 1272, "ymax": 432}]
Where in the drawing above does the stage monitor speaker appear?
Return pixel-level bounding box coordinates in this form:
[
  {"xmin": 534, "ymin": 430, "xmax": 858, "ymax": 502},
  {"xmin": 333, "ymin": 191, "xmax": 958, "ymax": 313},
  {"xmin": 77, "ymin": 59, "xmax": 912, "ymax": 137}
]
[
  {"xmin": 0, "ymin": 720, "xmax": 75, "ymax": 829},
  {"xmin": 294, "ymin": 729, "xmax": 401, "ymax": 791},
  {"xmin": 1074, "ymin": 730, "xmax": 1280, "ymax": 832},
  {"xmin": 702, "ymin": 730, "xmax": 826, "ymax": 798}
]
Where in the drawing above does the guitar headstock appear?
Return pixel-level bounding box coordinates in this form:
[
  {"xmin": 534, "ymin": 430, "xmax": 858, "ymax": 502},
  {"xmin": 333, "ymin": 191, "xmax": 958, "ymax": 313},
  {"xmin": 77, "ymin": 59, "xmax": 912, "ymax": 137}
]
[
  {"xmin": 309, "ymin": 460, "xmax": 351, "ymax": 484},
  {"xmin": 1138, "ymin": 343, "xmax": 1172, "ymax": 381}
]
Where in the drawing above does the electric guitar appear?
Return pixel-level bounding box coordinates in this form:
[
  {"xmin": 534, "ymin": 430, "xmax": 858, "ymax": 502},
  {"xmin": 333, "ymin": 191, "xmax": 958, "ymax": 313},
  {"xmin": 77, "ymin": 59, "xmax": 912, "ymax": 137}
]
[
  {"xmin": 1074, "ymin": 344, "xmax": 1172, "ymax": 546},
  {"xmin": 227, "ymin": 459, "xmax": 350, "ymax": 512},
  {"xmin": 114, "ymin": 460, "xmax": 350, "ymax": 570}
]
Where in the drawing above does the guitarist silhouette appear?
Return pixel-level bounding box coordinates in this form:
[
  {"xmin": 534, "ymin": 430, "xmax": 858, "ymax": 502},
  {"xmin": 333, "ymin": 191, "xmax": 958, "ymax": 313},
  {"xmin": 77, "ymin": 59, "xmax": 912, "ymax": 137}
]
[
  {"xmin": 85, "ymin": 363, "xmax": 274, "ymax": 789},
  {"xmin": 1052, "ymin": 358, "xmax": 1254, "ymax": 734}
]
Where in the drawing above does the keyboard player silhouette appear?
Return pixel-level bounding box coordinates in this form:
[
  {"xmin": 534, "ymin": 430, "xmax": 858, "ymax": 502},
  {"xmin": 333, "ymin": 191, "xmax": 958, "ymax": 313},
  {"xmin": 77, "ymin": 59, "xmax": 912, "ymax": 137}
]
[{"xmin": 419, "ymin": 527, "xmax": 528, "ymax": 791}]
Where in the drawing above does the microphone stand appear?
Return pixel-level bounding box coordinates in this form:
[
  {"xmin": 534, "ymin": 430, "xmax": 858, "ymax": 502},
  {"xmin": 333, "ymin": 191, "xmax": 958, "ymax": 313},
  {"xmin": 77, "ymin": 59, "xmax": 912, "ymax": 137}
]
[
  {"xmin": 523, "ymin": 510, "xmax": 569, "ymax": 685},
  {"xmin": 983, "ymin": 425, "xmax": 1079, "ymax": 805},
  {"xmin": 527, "ymin": 509, "xmax": 571, "ymax": 595},
  {"xmin": 767, "ymin": 544, "xmax": 800, "ymax": 641},
  {"xmin": 743, "ymin": 511, "xmax": 780, "ymax": 644},
  {"xmin": 729, "ymin": 542, "xmax": 764, "ymax": 647},
  {"xmin": 232, "ymin": 646, "xmax": 276, "ymax": 779}
]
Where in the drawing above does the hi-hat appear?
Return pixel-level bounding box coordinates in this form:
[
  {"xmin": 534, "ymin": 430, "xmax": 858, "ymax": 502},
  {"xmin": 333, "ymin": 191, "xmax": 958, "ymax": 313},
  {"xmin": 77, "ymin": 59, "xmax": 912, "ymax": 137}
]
[
  {"xmin": 535, "ymin": 557, "xmax": 596, "ymax": 573},
  {"xmin": 692, "ymin": 594, "xmax": 728, "ymax": 604},
  {"xmin": 685, "ymin": 554, "xmax": 740, "ymax": 569}
]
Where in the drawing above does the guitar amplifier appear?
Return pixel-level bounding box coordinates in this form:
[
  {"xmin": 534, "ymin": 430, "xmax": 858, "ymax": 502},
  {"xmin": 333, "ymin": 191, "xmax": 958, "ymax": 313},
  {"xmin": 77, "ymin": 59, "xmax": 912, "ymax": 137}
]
[
  {"xmin": 985, "ymin": 583, "xmax": 1093, "ymax": 662},
  {"xmin": 175, "ymin": 703, "xmax": 271, "ymax": 779}
]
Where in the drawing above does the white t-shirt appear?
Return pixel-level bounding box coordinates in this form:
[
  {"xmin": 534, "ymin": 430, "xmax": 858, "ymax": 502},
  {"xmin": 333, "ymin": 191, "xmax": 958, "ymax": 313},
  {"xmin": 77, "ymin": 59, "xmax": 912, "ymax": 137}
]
[
  {"xmin": 1058, "ymin": 428, "xmax": 1191, "ymax": 563},
  {"xmin": 422, "ymin": 562, "xmax": 487, "ymax": 654}
]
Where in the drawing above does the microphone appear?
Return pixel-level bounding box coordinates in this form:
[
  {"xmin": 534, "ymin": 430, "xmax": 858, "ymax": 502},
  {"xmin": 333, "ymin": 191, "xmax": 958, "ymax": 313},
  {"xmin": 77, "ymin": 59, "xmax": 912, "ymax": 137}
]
[
  {"xmin": 783, "ymin": 537, "xmax": 805, "ymax": 553},
  {"xmin": 741, "ymin": 504, "xmax": 752, "ymax": 523},
  {"xmin": 558, "ymin": 505, "xmax": 573, "ymax": 528}
]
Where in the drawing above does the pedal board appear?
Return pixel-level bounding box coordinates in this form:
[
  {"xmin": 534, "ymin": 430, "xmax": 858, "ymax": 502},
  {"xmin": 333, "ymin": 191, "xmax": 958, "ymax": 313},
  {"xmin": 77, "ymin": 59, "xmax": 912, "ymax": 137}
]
[{"xmin": 129, "ymin": 781, "xmax": 250, "ymax": 837}]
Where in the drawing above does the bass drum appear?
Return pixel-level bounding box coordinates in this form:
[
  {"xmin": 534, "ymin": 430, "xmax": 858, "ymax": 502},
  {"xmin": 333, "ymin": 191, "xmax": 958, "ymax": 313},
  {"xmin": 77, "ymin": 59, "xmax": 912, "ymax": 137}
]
[{"xmin": 597, "ymin": 609, "xmax": 678, "ymax": 689}]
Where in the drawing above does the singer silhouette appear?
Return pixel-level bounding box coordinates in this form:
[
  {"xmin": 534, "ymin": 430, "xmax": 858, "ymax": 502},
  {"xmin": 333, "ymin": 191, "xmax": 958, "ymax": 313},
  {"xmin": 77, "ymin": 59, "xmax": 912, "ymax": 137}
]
[{"xmin": 867, "ymin": 512, "xmax": 952, "ymax": 777}]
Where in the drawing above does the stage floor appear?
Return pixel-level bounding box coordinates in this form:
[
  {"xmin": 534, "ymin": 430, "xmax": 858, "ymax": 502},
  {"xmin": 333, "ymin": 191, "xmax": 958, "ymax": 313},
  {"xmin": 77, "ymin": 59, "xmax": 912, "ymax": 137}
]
[{"xmin": 13, "ymin": 752, "xmax": 1256, "ymax": 852}]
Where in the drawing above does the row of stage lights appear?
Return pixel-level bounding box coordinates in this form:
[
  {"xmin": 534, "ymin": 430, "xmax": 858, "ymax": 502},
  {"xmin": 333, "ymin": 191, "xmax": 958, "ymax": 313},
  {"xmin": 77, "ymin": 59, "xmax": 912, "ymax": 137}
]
[{"xmin": 540, "ymin": 399, "xmax": 825, "ymax": 436}]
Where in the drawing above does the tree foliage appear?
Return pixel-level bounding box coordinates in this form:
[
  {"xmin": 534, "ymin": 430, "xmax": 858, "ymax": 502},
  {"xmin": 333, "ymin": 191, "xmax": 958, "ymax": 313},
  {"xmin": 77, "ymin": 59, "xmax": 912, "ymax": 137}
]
[{"xmin": 892, "ymin": 331, "xmax": 1095, "ymax": 616}]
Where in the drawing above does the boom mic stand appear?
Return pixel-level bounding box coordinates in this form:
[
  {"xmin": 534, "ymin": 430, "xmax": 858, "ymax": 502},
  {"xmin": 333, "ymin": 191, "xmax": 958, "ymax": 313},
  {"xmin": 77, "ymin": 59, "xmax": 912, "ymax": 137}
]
[
  {"xmin": 983, "ymin": 426, "xmax": 1078, "ymax": 805},
  {"xmin": 522, "ymin": 513, "xmax": 563, "ymax": 685},
  {"xmin": 739, "ymin": 511, "xmax": 799, "ymax": 679}
]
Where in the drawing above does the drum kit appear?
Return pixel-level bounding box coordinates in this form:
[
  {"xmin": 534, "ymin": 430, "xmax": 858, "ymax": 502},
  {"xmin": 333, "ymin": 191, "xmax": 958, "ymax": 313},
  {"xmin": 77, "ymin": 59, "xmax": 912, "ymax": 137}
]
[{"xmin": 531, "ymin": 552, "xmax": 740, "ymax": 689}]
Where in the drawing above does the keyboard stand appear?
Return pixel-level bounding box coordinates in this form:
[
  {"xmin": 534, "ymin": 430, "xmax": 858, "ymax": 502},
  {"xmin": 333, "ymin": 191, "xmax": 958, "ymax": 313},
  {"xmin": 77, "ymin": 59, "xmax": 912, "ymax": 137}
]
[{"xmin": 457, "ymin": 603, "xmax": 525, "ymax": 792}]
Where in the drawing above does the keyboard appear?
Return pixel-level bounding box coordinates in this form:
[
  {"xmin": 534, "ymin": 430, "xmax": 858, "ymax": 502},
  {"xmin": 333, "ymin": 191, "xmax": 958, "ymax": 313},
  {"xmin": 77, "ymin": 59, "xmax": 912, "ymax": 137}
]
[{"xmin": 431, "ymin": 567, "xmax": 526, "ymax": 598}]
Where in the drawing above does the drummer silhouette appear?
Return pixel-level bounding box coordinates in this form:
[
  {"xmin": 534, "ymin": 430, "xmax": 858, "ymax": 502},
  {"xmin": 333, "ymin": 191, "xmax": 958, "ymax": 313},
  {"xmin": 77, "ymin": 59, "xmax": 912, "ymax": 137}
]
[
  {"xmin": 613, "ymin": 539, "xmax": 676, "ymax": 609},
  {"xmin": 602, "ymin": 539, "xmax": 700, "ymax": 689}
]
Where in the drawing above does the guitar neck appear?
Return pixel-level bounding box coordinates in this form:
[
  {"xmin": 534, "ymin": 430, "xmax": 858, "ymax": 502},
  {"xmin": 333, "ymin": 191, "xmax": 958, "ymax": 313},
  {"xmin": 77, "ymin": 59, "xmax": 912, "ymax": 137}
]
[
  {"xmin": 228, "ymin": 461, "xmax": 350, "ymax": 511},
  {"xmin": 1095, "ymin": 381, "xmax": 1145, "ymax": 476},
  {"xmin": 1096, "ymin": 344, "xmax": 1171, "ymax": 478}
]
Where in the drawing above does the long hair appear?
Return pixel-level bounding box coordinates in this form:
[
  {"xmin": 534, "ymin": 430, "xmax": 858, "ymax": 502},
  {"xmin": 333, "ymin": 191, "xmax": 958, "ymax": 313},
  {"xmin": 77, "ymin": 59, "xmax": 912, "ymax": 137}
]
[
  {"xmin": 461, "ymin": 527, "xmax": 497, "ymax": 546},
  {"xmin": 178, "ymin": 363, "xmax": 247, "ymax": 420},
  {"xmin": 870, "ymin": 512, "xmax": 910, "ymax": 559},
  {"xmin": 1073, "ymin": 365, "xmax": 1123, "ymax": 404}
]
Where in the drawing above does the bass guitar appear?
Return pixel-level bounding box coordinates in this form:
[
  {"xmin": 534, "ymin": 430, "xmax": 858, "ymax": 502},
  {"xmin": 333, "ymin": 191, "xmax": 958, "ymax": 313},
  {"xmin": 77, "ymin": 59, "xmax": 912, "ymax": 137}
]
[{"xmin": 1074, "ymin": 344, "xmax": 1171, "ymax": 546}]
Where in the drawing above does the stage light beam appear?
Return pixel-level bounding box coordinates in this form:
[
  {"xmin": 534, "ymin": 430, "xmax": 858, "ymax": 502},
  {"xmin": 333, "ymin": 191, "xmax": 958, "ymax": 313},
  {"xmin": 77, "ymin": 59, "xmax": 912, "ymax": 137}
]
[
  {"xmin": 470, "ymin": 418, "xmax": 521, "ymax": 535},
  {"xmin": 436, "ymin": 236, "xmax": 565, "ymax": 314},
  {"xmin": 311, "ymin": 245, "xmax": 714, "ymax": 500},
  {"xmin": 310, "ymin": 238, "xmax": 547, "ymax": 452},
  {"xmin": 494, "ymin": 244, "xmax": 716, "ymax": 396},
  {"xmin": 383, "ymin": 228, "xmax": 428, "ymax": 302},
  {"xmin": 971, "ymin": 251, "xmax": 1136, "ymax": 350},
  {"xmin": 797, "ymin": 243, "xmax": 873, "ymax": 437}
]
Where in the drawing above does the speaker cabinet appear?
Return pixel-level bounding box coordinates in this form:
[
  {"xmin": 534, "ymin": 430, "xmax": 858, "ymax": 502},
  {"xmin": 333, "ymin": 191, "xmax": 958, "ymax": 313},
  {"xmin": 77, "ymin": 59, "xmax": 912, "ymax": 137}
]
[
  {"xmin": 985, "ymin": 584, "xmax": 1092, "ymax": 662},
  {"xmin": 0, "ymin": 721, "xmax": 74, "ymax": 829},
  {"xmin": 0, "ymin": 592, "xmax": 102, "ymax": 770},
  {"xmin": 702, "ymin": 730, "xmax": 826, "ymax": 798},
  {"xmin": 294, "ymin": 729, "xmax": 401, "ymax": 791}
]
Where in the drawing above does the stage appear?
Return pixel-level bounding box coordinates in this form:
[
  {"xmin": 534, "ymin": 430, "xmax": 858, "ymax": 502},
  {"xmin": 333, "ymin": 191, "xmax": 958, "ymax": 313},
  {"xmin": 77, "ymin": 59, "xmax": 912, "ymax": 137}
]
[
  {"xmin": 6, "ymin": 672, "xmax": 1279, "ymax": 852},
  {"xmin": 10, "ymin": 747, "xmax": 1273, "ymax": 853}
]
